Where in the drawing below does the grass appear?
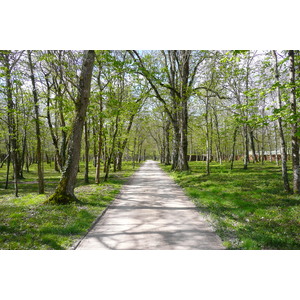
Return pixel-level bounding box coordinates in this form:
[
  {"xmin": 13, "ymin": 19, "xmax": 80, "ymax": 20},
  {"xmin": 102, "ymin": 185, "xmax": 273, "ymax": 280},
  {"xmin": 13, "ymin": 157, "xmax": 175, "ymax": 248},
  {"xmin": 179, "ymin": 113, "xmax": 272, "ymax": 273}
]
[
  {"xmin": 161, "ymin": 161, "xmax": 300, "ymax": 250},
  {"xmin": 0, "ymin": 161, "xmax": 140, "ymax": 250}
]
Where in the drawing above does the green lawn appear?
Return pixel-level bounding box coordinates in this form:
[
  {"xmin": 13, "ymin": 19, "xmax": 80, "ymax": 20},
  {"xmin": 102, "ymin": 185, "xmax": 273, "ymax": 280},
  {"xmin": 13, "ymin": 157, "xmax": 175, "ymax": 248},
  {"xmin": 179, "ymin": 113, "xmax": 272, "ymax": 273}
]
[
  {"xmin": 0, "ymin": 161, "xmax": 139, "ymax": 250},
  {"xmin": 161, "ymin": 161, "xmax": 300, "ymax": 250}
]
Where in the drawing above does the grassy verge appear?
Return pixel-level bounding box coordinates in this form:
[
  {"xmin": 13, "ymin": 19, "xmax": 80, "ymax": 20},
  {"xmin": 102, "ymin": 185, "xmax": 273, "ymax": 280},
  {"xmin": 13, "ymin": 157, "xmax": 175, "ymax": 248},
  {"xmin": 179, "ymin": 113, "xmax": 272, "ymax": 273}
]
[
  {"xmin": 161, "ymin": 161, "xmax": 300, "ymax": 250},
  {"xmin": 0, "ymin": 161, "xmax": 140, "ymax": 250}
]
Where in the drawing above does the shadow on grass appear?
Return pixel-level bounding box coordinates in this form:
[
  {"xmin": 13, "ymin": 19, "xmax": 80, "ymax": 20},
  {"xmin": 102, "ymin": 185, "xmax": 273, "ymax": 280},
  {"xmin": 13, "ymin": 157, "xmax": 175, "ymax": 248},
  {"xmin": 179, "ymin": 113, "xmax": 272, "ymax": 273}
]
[{"xmin": 162, "ymin": 161, "xmax": 300, "ymax": 250}]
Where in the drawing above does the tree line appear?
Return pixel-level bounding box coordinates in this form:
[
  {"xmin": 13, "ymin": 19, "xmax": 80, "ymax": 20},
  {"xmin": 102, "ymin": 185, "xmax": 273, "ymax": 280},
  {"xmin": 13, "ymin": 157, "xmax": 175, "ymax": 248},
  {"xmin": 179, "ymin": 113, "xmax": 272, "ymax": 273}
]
[{"xmin": 0, "ymin": 50, "xmax": 300, "ymax": 203}]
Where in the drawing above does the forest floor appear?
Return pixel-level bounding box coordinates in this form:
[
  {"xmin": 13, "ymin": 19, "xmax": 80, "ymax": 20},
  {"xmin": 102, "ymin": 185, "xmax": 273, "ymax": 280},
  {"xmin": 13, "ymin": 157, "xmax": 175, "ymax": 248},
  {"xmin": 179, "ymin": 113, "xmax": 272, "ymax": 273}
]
[
  {"xmin": 76, "ymin": 160, "xmax": 224, "ymax": 250},
  {"xmin": 0, "ymin": 162, "xmax": 139, "ymax": 249},
  {"xmin": 162, "ymin": 160, "xmax": 300, "ymax": 249},
  {"xmin": 1, "ymin": 159, "xmax": 300, "ymax": 250}
]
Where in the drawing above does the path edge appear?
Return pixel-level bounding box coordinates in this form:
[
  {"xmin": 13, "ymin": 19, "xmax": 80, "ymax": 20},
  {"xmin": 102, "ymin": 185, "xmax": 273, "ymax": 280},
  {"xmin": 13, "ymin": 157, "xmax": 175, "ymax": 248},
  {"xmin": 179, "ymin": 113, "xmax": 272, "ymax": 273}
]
[
  {"xmin": 157, "ymin": 162, "xmax": 226, "ymax": 249},
  {"xmin": 70, "ymin": 162, "xmax": 145, "ymax": 250}
]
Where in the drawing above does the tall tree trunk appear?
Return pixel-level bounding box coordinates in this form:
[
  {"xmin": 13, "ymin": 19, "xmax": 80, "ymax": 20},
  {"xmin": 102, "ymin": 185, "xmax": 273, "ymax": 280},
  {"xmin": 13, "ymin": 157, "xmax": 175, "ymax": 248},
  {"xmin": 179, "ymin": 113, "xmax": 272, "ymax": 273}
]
[
  {"xmin": 116, "ymin": 114, "xmax": 136, "ymax": 171},
  {"xmin": 274, "ymin": 123, "xmax": 279, "ymax": 166},
  {"xmin": 205, "ymin": 93, "xmax": 210, "ymax": 175},
  {"xmin": 5, "ymin": 143, "xmax": 11, "ymax": 189},
  {"xmin": 44, "ymin": 72, "xmax": 62, "ymax": 171},
  {"xmin": 165, "ymin": 119, "xmax": 171, "ymax": 165},
  {"xmin": 272, "ymin": 50, "xmax": 290, "ymax": 192},
  {"xmin": 243, "ymin": 124, "xmax": 249, "ymax": 169},
  {"xmin": 47, "ymin": 50, "xmax": 95, "ymax": 204},
  {"xmin": 20, "ymin": 133, "xmax": 27, "ymax": 178},
  {"xmin": 3, "ymin": 53, "xmax": 19, "ymax": 197},
  {"xmin": 104, "ymin": 114, "xmax": 120, "ymax": 181},
  {"xmin": 177, "ymin": 50, "xmax": 190, "ymax": 171},
  {"xmin": 84, "ymin": 121, "xmax": 89, "ymax": 184},
  {"xmin": 171, "ymin": 120, "xmax": 180, "ymax": 170},
  {"xmin": 267, "ymin": 126, "xmax": 273, "ymax": 162},
  {"xmin": 212, "ymin": 105, "xmax": 222, "ymax": 164},
  {"xmin": 177, "ymin": 101, "xmax": 189, "ymax": 171},
  {"xmin": 230, "ymin": 126, "xmax": 238, "ymax": 170},
  {"xmin": 288, "ymin": 50, "xmax": 300, "ymax": 193},
  {"xmin": 261, "ymin": 125, "xmax": 265, "ymax": 165},
  {"xmin": 249, "ymin": 127, "xmax": 257, "ymax": 163},
  {"xmin": 92, "ymin": 123, "xmax": 97, "ymax": 167},
  {"xmin": 95, "ymin": 100, "xmax": 103, "ymax": 183},
  {"xmin": 28, "ymin": 50, "xmax": 44, "ymax": 194}
]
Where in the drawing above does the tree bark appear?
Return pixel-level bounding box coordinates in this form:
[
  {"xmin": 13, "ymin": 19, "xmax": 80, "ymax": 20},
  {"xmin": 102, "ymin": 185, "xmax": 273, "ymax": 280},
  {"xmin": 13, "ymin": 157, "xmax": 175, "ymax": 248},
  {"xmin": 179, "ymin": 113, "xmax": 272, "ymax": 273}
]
[
  {"xmin": 272, "ymin": 50, "xmax": 290, "ymax": 192},
  {"xmin": 212, "ymin": 105, "xmax": 222, "ymax": 164},
  {"xmin": 288, "ymin": 50, "xmax": 300, "ymax": 193},
  {"xmin": 230, "ymin": 126, "xmax": 238, "ymax": 170},
  {"xmin": 44, "ymin": 71, "xmax": 62, "ymax": 171},
  {"xmin": 165, "ymin": 119, "xmax": 171, "ymax": 165},
  {"xmin": 205, "ymin": 92, "xmax": 210, "ymax": 175},
  {"xmin": 47, "ymin": 50, "xmax": 95, "ymax": 204},
  {"xmin": 243, "ymin": 124, "xmax": 249, "ymax": 169},
  {"xmin": 249, "ymin": 127, "xmax": 257, "ymax": 163},
  {"xmin": 84, "ymin": 121, "xmax": 90, "ymax": 184},
  {"xmin": 28, "ymin": 50, "xmax": 45, "ymax": 194},
  {"xmin": 5, "ymin": 143, "xmax": 11, "ymax": 189},
  {"xmin": 2, "ymin": 52, "xmax": 19, "ymax": 197},
  {"xmin": 104, "ymin": 113, "xmax": 120, "ymax": 181}
]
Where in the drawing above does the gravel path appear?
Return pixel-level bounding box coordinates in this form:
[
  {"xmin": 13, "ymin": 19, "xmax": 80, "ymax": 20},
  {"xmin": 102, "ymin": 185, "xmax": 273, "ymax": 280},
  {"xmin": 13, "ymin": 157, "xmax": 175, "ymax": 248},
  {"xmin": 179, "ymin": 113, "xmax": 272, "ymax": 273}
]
[{"xmin": 76, "ymin": 160, "xmax": 225, "ymax": 250}]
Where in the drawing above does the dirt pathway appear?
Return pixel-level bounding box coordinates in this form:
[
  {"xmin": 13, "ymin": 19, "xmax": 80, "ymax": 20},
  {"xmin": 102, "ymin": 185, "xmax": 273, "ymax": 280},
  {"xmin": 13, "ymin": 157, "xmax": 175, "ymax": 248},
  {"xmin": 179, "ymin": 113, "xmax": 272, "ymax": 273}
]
[{"xmin": 76, "ymin": 160, "xmax": 225, "ymax": 250}]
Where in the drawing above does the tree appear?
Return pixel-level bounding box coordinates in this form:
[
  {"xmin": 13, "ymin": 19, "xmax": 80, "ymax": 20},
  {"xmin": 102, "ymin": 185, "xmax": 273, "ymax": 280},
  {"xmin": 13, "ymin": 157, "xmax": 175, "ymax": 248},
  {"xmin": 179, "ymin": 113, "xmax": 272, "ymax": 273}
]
[
  {"xmin": 272, "ymin": 50, "xmax": 290, "ymax": 192},
  {"xmin": 288, "ymin": 50, "xmax": 300, "ymax": 194},
  {"xmin": 27, "ymin": 50, "xmax": 45, "ymax": 194},
  {"xmin": 0, "ymin": 51, "xmax": 23, "ymax": 197},
  {"xmin": 47, "ymin": 50, "xmax": 95, "ymax": 204},
  {"xmin": 129, "ymin": 50, "xmax": 206, "ymax": 171}
]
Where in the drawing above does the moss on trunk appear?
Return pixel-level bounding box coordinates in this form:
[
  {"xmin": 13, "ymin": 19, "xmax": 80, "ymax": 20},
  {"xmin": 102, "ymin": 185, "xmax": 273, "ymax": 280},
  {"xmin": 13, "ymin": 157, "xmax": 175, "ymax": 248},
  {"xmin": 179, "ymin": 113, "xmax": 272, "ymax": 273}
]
[
  {"xmin": 44, "ymin": 178, "xmax": 80, "ymax": 204},
  {"xmin": 46, "ymin": 191, "xmax": 78, "ymax": 205}
]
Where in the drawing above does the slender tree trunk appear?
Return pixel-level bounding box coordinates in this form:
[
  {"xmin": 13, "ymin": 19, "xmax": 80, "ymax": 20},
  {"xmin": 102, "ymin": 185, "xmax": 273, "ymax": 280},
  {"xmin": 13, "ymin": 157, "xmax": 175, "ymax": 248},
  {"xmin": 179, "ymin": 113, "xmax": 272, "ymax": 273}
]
[
  {"xmin": 249, "ymin": 127, "xmax": 257, "ymax": 163},
  {"xmin": 28, "ymin": 50, "xmax": 44, "ymax": 194},
  {"xmin": 116, "ymin": 114, "xmax": 135, "ymax": 171},
  {"xmin": 132, "ymin": 137, "xmax": 137, "ymax": 169},
  {"xmin": 165, "ymin": 119, "xmax": 171, "ymax": 165},
  {"xmin": 20, "ymin": 133, "xmax": 27, "ymax": 178},
  {"xmin": 92, "ymin": 124, "xmax": 97, "ymax": 167},
  {"xmin": 267, "ymin": 126, "xmax": 273, "ymax": 162},
  {"xmin": 261, "ymin": 125, "xmax": 265, "ymax": 165},
  {"xmin": 95, "ymin": 102, "xmax": 103, "ymax": 183},
  {"xmin": 176, "ymin": 51, "xmax": 190, "ymax": 171},
  {"xmin": 45, "ymin": 73, "xmax": 62, "ymax": 171},
  {"xmin": 84, "ymin": 121, "xmax": 89, "ymax": 184},
  {"xmin": 104, "ymin": 114, "xmax": 120, "ymax": 181},
  {"xmin": 272, "ymin": 50, "xmax": 291, "ymax": 192},
  {"xmin": 213, "ymin": 106, "xmax": 222, "ymax": 164},
  {"xmin": 177, "ymin": 101, "xmax": 189, "ymax": 171},
  {"xmin": 47, "ymin": 50, "xmax": 95, "ymax": 204},
  {"xmin": 260, "ymin": 98, "xmax": 266, "ymax": 165},
  {"xmin": 171, "ymin": 120, "xmax": 180, "ymax": 170},
  {"xmin": 289, "ymin": 50, "xmax": 300, "ymax": 193},
  {"xmin": 205, "ymin": 93, "xmax": 210, "ymax": 175},
  {"xmin": 243, "ymin": 124, "xmax": 249, "ymax": 169},
  {"xmin": 230, "ymin": 126, "xmax": 238, "ymax": 170},
  {"xmin": 4, "ymin": 54, "xmax": 19, "ymax": 197},
  {"xmin": 274, "ymin": 123, "xmax": 279, "ymax": 166},
  {"xmin": 5, "ymin": 144, "xmax": 11, "ymax": 189},
  {"xmin": 0, "ymin": 154, "xmax": 9, "ymax": 168}
]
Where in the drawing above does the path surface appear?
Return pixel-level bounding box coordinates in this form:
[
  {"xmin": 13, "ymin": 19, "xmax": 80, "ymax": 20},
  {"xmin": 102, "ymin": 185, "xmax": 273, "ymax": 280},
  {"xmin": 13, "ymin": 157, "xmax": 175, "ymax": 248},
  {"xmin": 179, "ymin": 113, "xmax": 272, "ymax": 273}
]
[{"xmin": 76, "ymin": 160, "xmax": 225, "ymax": 250}]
